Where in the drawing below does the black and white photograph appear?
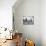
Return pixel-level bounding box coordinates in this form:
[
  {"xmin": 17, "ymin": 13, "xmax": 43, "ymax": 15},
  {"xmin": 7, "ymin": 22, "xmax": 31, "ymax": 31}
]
[{"xmin": 23, "ymin": 16, "xmax": 34, "ymax": 25}]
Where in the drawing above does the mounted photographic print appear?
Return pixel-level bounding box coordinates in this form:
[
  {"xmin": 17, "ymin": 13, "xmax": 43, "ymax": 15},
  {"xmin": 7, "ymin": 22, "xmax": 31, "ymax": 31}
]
[{"xmin": 23, "ymin": 16, "xmax": 34, "ymax": 25}]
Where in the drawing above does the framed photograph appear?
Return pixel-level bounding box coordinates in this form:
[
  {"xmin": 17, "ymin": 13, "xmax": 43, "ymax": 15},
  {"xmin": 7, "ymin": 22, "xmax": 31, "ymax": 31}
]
[{"xmin": 23, "ymin": 16, "xmax": 34, "ymax": 25}]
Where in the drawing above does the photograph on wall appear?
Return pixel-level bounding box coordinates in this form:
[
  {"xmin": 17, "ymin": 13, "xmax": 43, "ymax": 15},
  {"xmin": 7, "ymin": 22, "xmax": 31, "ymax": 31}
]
[{"xmin": 23, "ymin": 16, "xmax": 34, "ymax": 25}]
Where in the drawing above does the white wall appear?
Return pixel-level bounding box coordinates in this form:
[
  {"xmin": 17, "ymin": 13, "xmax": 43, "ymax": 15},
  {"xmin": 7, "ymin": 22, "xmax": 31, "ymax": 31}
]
[
  {"xmin": 0, "ymin": 0, "xmax": 16, "ymax": 30},
  {"xmin": 41, "ymin": 0, "xmax": 46, "ymax": 46},
  {"xmin": 13, "ymin": 0, "xmax": 41, "ymax": 46}
]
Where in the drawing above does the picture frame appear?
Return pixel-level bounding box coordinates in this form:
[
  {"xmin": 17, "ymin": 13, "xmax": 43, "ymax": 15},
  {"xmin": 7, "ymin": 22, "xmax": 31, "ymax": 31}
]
[{"xmin": 23, "ymin": 16, "xmax": 34, "ymax": 25}]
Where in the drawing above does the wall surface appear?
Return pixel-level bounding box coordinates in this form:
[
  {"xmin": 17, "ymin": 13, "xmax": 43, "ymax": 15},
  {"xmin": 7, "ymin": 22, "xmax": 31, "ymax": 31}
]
[
  {"xmin": 13, "ymin": 0, "xmax": 46, "ymax": 46},
  {"xmin": 13, "ymin": 0, "xmax": 41, "ymax": 46},
  {"xmin": 0, "ymin": 0, "xmax": 16, "ymax": 30},
  {"xmin": 41, "ymin": 0, "xmax": 46, "ymax": 46}
]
